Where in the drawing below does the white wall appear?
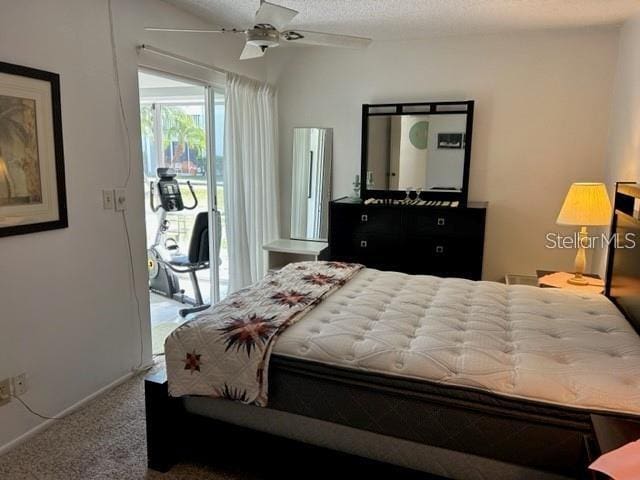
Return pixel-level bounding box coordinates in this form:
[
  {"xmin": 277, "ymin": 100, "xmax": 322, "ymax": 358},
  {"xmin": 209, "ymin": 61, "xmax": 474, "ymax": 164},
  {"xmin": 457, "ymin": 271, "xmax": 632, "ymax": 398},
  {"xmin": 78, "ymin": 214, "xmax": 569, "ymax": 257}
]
[
  {"xmin": 425, "ymin": 114, "xmax": 467, "ymax": 190},
  {"xmin": 0, "ymin": 0, "xmax": 265, "ymax": 450},
  {"xmin": 593, "ymin": 14, "xmax": 640, "ymax": 276},
  {"xmin": 605, "ymin": 15, "xmax": 640, "ymax": 187},
  {"xmin": 270, "ymin": 29, "xmax": 619, "ymax": 280}
]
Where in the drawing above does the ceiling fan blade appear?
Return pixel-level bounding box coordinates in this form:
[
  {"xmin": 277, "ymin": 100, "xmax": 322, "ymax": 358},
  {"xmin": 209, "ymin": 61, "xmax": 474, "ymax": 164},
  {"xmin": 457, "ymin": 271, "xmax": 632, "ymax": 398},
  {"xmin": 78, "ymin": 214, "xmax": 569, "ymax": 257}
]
[
  {"xmin": 145, "ymin": 27, "xmax": 241, "ymax": 33},
  {"xmin": 282, "ymin": 30, "xmax": 372, "ymax": 49},
  {"xmin": 240, "ymin": 43, "xmax": 266, "ymax": 60},
  {"xmin": 255, "ymin": 1, "xmax": 298, "ymax": 30}
]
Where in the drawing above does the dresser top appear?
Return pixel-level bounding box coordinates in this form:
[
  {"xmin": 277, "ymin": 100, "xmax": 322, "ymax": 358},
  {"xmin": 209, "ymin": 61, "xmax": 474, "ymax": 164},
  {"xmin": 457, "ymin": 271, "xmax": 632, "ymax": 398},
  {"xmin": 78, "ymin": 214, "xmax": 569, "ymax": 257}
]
[{"xmin": 332, "ymin": 197, "xmax": 488, "ymax": 209}]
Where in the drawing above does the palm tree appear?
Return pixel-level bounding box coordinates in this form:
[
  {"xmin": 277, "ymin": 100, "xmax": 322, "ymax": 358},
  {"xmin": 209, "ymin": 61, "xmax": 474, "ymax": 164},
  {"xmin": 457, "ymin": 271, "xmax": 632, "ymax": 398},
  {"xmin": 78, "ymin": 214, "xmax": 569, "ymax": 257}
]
[
  {"xmin": 139, "ymin": 104, "xmax": 156, "ymax": 174},
  {"xmin": 140, "ymin": 104, "xmax": 154, "ymax": 139},
  {"xmin": 0, "ymin": 157, "xmax": 12, "ymax": 202},
  {"xmin": 0, "ymin": 97, "xmax": 34, "ymax": 203},
  {"xmin": 162, "ymin": 107, "xmax": 205, "ymax": 173}
]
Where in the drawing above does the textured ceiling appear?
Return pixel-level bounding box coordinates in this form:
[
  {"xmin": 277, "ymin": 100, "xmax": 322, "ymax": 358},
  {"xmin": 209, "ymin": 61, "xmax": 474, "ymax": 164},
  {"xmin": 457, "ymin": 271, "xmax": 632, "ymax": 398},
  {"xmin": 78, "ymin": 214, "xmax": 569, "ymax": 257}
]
[{"xmin": 162, "ymin": 0, "xmax": 640, "ymax": 40}]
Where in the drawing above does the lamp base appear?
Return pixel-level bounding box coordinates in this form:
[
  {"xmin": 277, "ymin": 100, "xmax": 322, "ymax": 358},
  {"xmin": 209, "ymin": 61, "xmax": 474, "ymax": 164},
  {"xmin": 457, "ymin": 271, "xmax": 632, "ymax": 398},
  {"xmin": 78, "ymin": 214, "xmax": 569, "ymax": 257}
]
[
  {"xmin": 567, "ymin": 275, "xmax": 589, "ymax": 286},
  {"xmin": 567, "ymin": 227, "xmax": 590, "ymax": 286}
]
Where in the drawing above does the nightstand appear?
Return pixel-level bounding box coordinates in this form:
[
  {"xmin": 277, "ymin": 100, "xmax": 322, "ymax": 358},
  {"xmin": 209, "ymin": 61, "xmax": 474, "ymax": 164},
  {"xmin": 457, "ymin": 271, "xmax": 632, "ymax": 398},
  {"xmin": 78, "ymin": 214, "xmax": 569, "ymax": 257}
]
[
  {"xmin": 588, "ymin": 414, "xmax": 640, "ymax": 479},
  {"xmin": 537, "ymin": 270, "xmax": 604, "ymax": 294},
  {"xmin": 263, "ymin": 239, "xmax": 328, "ymax": 272}
]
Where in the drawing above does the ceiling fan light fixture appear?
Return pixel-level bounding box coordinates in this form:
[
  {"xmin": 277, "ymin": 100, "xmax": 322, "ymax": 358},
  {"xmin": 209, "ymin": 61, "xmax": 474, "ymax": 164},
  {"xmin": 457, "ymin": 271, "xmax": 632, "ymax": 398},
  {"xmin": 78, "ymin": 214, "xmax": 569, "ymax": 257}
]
[{"xmin": 246, "ymin": 27, "xmax": 280, "ymax": 48}]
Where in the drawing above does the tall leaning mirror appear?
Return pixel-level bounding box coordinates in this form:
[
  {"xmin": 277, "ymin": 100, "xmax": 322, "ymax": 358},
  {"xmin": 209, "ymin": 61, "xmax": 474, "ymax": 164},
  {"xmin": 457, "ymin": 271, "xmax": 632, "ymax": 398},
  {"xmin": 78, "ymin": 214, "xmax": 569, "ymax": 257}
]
[{"xmin": 290, "ymin": 128, "xmax": 333, "ymax": 242}]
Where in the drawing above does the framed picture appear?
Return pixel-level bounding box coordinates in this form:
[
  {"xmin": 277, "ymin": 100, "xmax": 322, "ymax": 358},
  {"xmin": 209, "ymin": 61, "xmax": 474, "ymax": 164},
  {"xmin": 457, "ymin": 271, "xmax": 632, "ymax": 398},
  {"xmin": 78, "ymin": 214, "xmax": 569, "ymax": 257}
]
[
  {"xmin": 437, "ymin": 132, "xmax": 465, "ymax": 149},
  {"xmin": 0, "ymin": 61, "xmax": 67, "ymax": 237}
]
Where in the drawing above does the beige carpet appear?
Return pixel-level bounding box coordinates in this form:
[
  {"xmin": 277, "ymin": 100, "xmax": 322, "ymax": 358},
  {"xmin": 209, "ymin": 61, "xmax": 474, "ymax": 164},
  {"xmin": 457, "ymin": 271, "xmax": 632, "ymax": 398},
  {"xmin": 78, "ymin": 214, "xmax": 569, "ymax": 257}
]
[
  {"xmin": 0, "ymin": 369, "xmax": 432, "ymax": 480},
  {"xmin": 0, "ymin": 370, "xmax": 254, "ymax": 480}
]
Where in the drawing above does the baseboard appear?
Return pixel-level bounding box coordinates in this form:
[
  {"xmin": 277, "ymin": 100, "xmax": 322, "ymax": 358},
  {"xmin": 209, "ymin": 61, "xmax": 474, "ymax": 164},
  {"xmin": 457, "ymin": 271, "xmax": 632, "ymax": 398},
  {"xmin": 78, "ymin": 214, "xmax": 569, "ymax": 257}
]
[
  {"xmin": 0, "ymin": 370, "xmax": 138, "ymax": 456},
  {"xmin": 133, "ymin": 360, "xmax": 156, "ymax": 373}
]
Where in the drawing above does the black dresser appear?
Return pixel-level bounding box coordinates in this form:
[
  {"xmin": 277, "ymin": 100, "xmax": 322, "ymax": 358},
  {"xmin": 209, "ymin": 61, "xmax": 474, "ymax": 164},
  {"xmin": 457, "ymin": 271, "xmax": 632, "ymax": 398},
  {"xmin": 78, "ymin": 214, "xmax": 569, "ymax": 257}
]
[{"xmin": 329, "ymin": 197, "xmax": 487, "ymax": 280}]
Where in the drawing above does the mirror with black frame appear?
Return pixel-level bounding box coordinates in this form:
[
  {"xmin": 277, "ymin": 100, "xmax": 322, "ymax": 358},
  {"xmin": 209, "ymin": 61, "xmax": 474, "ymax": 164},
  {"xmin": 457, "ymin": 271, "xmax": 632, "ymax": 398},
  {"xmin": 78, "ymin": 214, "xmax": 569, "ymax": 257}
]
[
  {"xmin": 290, "ymin": 127, "xmax": 333, "ymax": 242},
  {"xmin": 362, "ymin": 101, "xmax": 473, "ymax": 203}
]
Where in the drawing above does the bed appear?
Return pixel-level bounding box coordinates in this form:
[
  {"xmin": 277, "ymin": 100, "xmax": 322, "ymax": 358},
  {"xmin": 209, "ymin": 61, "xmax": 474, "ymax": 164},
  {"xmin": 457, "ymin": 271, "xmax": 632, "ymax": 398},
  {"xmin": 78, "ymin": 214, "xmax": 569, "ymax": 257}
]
[{"xmin": 145, "ymin": 183, "xmax": 640, "ymax": 480}]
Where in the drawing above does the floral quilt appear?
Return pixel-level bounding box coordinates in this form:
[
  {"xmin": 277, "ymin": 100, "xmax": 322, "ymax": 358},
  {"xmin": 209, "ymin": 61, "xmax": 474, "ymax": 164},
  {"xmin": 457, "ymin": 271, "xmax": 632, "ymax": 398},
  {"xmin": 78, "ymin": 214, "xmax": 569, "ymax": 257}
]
[{"xmin": 165, "ymin": 261, "xmax": 363, "ymax": 406}]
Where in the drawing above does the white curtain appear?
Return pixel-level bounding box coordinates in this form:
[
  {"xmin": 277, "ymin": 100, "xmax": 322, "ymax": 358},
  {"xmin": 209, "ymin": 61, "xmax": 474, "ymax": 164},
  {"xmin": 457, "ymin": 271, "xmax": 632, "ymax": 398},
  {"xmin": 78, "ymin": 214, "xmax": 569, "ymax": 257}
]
[{"xmin": 224, "ymin": 73, "xmax": 279, "ymax": 292}]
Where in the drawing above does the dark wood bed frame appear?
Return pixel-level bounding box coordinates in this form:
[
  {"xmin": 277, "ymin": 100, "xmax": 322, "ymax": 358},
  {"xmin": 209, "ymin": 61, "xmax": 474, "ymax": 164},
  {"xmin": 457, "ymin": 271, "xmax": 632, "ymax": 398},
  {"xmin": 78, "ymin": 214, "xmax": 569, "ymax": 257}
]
[{"xmin": 145, "ymin": 182, "xmax": 640, "ymax": 479}]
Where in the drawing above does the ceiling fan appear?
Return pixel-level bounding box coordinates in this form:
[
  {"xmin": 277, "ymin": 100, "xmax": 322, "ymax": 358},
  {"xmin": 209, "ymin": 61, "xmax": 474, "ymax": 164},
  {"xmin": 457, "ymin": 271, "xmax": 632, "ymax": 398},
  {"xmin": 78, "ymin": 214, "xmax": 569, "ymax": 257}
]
[{"xmin": 146, "ymin": 0, "xmax": 372, "ymax": 60}]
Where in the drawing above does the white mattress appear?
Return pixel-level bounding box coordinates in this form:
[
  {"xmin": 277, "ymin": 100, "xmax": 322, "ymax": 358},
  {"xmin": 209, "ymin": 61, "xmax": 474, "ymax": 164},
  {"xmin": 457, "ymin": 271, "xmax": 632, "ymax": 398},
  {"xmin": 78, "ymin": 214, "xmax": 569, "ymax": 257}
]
[{"xmin": 273, "ymin": 269, "xmax": 640, "ymax": 416}]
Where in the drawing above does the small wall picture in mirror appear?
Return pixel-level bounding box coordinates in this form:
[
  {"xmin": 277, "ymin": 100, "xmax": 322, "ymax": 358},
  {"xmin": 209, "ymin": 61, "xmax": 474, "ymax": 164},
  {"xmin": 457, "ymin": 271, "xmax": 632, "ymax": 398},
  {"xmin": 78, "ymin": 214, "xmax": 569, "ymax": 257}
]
[
  {"xmin": 437, "ymin": 133, "xmax": 465, "ymax": 149},
  {"xmin": 290, "ymin": 128, "xmax": 332, "ymax": 242}
]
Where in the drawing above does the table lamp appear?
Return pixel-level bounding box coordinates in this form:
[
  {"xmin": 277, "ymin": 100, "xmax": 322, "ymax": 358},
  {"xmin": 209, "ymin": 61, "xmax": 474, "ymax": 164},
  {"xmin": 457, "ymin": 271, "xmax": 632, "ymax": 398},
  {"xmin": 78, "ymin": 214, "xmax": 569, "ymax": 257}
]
[{"xmin": 556, "ymin": 183, "xmax": 612, "ymax": 286}]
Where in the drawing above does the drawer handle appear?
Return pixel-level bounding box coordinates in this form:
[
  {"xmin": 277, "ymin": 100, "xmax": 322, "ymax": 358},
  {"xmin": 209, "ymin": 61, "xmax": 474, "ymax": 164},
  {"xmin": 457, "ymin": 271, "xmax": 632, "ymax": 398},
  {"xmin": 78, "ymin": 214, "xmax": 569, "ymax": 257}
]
[
  {"xmin": 435, "ymin": 245, "xmax": 444, "ymax": 254},
  {"xmin": 437, "ymin": 217, "xmax": 446, "ymax": 226},
  {"xmin": 361, "ymin": 214, "xmax": 368, "ymax": 222},
  {"xmin": 360, "ymin": 240, "xmax": 368, "ymax": 248}
]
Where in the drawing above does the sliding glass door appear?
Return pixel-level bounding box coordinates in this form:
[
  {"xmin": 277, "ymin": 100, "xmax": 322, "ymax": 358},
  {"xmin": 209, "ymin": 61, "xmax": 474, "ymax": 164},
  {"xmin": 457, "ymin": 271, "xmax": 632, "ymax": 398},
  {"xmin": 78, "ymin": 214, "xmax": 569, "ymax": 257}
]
[
  {"xmin": 139, "ymin": 70, "xmax": 228, "ymax": 354},
  {"xmin": 207, "ymin": 87, "xmax": 229, "ymax": 301}
]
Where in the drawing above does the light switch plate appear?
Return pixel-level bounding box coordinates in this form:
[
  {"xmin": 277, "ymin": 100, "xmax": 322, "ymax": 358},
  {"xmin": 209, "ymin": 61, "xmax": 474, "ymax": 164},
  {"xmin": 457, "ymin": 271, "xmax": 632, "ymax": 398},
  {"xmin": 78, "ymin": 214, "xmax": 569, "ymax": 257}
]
[
  {"xmin": 102, "ymin": 189, "xmax": 114, "ymax": 210},
  {"xmin": 114, "ymin": 188, "xmax": 127, "ymax": 211},
  {"xmin": 12, "ymin": 373, "xmax": 27, "ymax": 396}
]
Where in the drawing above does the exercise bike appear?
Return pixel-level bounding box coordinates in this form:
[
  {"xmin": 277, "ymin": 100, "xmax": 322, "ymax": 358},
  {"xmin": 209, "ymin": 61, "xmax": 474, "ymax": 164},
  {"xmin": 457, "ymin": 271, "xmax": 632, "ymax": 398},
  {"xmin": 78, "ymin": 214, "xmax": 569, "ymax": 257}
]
[{"xmin": 148, "ymin": 168, "xmax": 210, "ymax": 317}]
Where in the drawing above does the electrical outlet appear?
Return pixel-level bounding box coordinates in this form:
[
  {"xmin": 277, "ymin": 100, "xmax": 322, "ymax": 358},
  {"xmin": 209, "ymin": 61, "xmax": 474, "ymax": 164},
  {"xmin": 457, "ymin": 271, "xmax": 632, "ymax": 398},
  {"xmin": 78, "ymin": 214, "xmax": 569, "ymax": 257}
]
[
  {"xmin": 12, "ymin": 373, "xmax": 27, "ymax": 396},
  {"xmin": 0, "ymin": 379, "xmax": 11, "ymax": 406},
  {"xmin": 102, "ymin": 189, "xmax": 114, "ymax": 210},
  {"xmin": 114, "ymin": 188, "xmax": 127, "ymax": 211}
]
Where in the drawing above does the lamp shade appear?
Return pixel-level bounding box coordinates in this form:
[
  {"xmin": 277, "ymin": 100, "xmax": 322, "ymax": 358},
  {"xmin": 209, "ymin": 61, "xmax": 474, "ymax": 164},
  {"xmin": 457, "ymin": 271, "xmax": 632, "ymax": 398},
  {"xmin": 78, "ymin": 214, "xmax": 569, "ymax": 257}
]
[{"xmin": 556, "ymin": 183, "xmax": 612, "ymax": 226}]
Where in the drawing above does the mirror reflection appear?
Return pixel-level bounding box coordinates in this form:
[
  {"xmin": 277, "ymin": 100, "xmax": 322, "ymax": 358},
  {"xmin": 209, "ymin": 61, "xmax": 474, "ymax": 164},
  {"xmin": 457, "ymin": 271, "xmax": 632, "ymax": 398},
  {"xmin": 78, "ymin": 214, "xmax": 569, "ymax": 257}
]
[
  {"xmin": 290, "ymin": 128, "xmax": 332, "ymax": 241},
  {"xmin": 367, "ymin": 114, "xmax": 466, "ymax": 192}
]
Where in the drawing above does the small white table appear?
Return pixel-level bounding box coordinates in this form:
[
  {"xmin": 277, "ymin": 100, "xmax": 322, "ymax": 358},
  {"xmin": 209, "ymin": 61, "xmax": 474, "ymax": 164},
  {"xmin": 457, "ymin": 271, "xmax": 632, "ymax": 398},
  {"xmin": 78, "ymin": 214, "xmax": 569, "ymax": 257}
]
[{"xmin": 263, "ymin": 239, "xmax": 328, "ymax": 271}]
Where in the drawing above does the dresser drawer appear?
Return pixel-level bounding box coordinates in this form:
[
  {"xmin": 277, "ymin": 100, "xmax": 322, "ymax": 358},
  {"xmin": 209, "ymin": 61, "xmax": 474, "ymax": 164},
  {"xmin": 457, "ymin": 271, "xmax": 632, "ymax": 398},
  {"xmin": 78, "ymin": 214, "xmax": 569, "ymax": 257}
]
[
  {"xmin": 330, "ymin": 206, "xmax": 400, "ymax": 245},
  {"xmin": 356, "ymin": 208, "xmax": 400, "ymax": 235},
  {"xmin": 404, "ymin": 209, "xmax": 484, "ymax": 237},
  {"xmin": 340, "ymin": 234, "xmax": 397, "ymax": 258},
  {"xmin": 406, "ymin": 237, "xmax": 483, "ymax": 278},
  {"xmin": 333, "ymin": 205, "xmax": 399, "ymax": 229}
]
